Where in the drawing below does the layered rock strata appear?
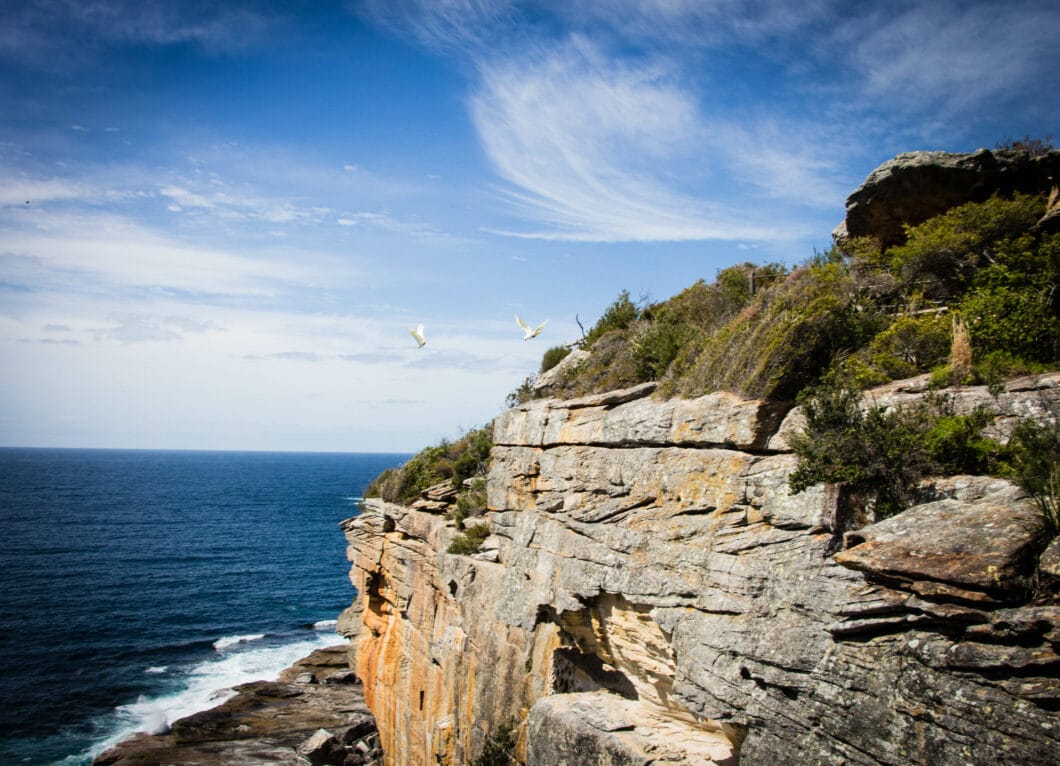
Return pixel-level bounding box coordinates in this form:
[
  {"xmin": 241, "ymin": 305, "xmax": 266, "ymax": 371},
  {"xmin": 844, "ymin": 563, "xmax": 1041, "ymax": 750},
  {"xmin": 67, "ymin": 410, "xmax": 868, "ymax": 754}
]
[
  {"xmin": 94, "ymin": 646, "xmax": 381, "ymax": 766},
  {"xmin": 342, "ymin": 375, "xmax": 1060, "ymax": 765}
]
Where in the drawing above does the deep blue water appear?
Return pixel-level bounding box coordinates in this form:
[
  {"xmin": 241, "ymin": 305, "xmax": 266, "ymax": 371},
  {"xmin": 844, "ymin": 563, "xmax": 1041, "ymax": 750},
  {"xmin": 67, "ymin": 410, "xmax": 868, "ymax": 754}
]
[{"xmin": 0, "ymin": 448, "xmax": 409, "ymax": 765}]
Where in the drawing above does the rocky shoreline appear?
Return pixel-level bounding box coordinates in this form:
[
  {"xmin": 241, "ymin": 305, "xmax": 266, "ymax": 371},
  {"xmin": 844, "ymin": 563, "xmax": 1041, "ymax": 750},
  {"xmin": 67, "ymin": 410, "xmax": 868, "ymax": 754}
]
[{"xmin": 93, "ymin": 645, "xmax": 382, "ymax": 766}]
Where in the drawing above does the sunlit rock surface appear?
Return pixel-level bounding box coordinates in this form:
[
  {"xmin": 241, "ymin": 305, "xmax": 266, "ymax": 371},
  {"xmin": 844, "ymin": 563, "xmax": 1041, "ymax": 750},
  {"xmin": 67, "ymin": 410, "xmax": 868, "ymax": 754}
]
[{"xmin": 343, "ymin": 376, "xmax": 1060, "ymax": 765}]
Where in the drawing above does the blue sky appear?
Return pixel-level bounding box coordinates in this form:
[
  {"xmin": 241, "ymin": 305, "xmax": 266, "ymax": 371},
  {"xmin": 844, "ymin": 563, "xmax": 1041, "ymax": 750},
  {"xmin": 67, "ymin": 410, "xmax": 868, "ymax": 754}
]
[{"xmin": 1, "ymin": 0, "xmax": 1058, "ymax": 452}]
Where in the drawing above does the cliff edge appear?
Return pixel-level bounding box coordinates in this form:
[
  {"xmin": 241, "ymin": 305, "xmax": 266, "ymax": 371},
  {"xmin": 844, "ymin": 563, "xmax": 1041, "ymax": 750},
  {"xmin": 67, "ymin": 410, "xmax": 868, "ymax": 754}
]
[{"xmin": 341, "ymin": 374, "xmax": 1060, "ymax": 765}]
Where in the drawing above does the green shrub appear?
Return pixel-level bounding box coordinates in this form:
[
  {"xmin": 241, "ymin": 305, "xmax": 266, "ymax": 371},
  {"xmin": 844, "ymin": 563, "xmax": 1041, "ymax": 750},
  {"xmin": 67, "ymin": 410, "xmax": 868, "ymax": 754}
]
[
  {"xmin": 789, "ymin": 382, "xmax": 1007, "ymax": 519},
  {"xmin": 544, "ymin": 328, "xmax": 644, "ymax": 399},
  {"xmin": 632, "ymin": 318, "xmax": 682, "ymax": 382},
  {"xmin": 583, "ymin": 290, "xmax": 639, "ymax": 348},
  {"xmin": 364, "ymin": 426, "xmax": 493, "ymax": 505},
  {"xmin": 974, "ymin": 350, "xmax": 1051, "ymax": 390},
  {"xmin": 922, "ymin": 409, "xmax": 999, "ymax": 475},
  {"xmin": 632, "ymin": 277, "xmax": 758, "ymax": 382},
  {"xmin": 452, "ymin": 427, "xmax": 493, "ymax": 486},
  {"xmin": 961, "ymin": 286, "xmax": 1053, "ymax": 361},
  {"xmin": 451, "ymin": 477, "xmax": 488, "ymax": 529},
  {"xmin": 540, "ymin": 345, "xmax": 571, "ymax": 374},
  {"xmin": 886, "ymin": 193, "xmax": 1046, "ymax": 300},
  {"xmin": 672, "ymin": 262, "xmax": 874, "ymax": 400},
  {"xmin": 831, "ymin": 313, "xmax": 951, "ymax": 388},
  {"xmin": 842, "ymin": 236, "xmax": 898, "ymax": 300},
  {"xmin": 471, "ymin": 720, "xmax": 516, "ymax": 766},
  {"xmin": 830, "ymin": 355, "xmax": 892, "ymax": 390},
  {"xmin": 928, "ymin": 362, "xmax": 971, "ymax": 390},
  {"xmin": 364, "ymin": 442, "xmax": 450, "ymax": 504},
  {"xmin": 505, "ymin": 375, "xmax": 535, "ymax": 408},
  {"xmin": 995, "ymin": 134, "xmax": 1055, "ymax": 157},
  {"xmin": 363, "ymin": 467, "xmax": 398, "ymax": 503},
  {"xmin": 447, "ymin": 522, "xmax": 491, "ymax": 555},
  {"xmin": 1007, "ymin": 418, "xmax": 1060, "ymax": 536},
  {"xmin": 869, "ymin": 314, "xmax": 951, "ymax": 377},
  {"xmin": 716, "ymin": 261, "xmax": 788, "ymax": 304},
  {"xmin": 788, "ymin": 383, "xmax": 930, "ymax": 517}
]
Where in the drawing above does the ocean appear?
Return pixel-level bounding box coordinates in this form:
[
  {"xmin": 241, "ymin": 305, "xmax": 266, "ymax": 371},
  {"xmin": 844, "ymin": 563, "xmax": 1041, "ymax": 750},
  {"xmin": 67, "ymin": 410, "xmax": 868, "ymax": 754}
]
[{"xmin": 0, "ymin": 448, "xmax": 409, "ymax": 765}]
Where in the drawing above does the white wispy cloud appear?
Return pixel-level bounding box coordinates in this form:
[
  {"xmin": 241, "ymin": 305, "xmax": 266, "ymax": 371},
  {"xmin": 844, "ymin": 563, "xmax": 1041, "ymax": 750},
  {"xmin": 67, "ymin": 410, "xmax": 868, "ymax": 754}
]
[
  {"xmin": 333, "ymin": 210, "xmax": 447, "ymax": 239},
  {"xmin": 361, "ymin": 2, "xmax": 843, "ymax": 242},
  {"xmin": 17, "ymin": 337, "xmax": 81, "ymax": 346},
  {"xmin": 160, "ymin": 185, "xmax": 215, "ymax": 209},
  {"xmin": 549, "ymin": 0, "xmax": 837, "ymax": 49},
  {"xmin": 0, "ymin": 0, "xmax": 282, "ymax": 66},
  {"xmin": 471, "ymin": 39, "xmax": 789, "ymax": 242},
  {"xmin": 710, "ymin": 119, "xmax": 850, "ymax": 208},
  {"xmin": 0, "ymin": 210, "xmax": 322, "ymax": 297},
  {"xmin": 356, "ymin": 0, "xmax": 516, "ymax": 53},
  {"xmin": 362, "ymin": 0, "xmax": 1059, "ymax": 246},
  {"xmin": 0, "ymin": 177, "xmax": 89, "ymax": 205},
  {"xmin": 93, "ymin": 314, "xmax": 223, "ymax": 344},
  {"xmin": 160, "ymin": 182, "xmax": 333, "ymax": 225},
  {"xmin": 336, "ymin": 212, "xmax": 390, "ymax": 226},
  {"xmin": 846, "ymin": 1, "xmax": 1060, "ymax": 114},
  {"xmin": 407, "ymin": 348, "xmax": 519, "ymax": 372}
]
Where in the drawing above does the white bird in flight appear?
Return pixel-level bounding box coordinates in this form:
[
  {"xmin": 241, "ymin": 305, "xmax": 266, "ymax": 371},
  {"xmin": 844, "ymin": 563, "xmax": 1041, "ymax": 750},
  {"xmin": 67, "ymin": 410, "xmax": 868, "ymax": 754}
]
[
  {"xmin": 408, "ymin": 323, "xmax": 426, "ymax": 348},
  {"xmin": 515, "ymin": 314, "xmax": 547, "ymax": 340}
]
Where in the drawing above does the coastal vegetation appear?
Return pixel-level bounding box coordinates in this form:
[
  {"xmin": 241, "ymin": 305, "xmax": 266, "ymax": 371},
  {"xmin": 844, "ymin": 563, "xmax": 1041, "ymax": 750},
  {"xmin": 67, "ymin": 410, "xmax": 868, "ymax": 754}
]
[
  {"xmin": 539, "ymin": 345, "xmax": 571, "ymax": 373},
  {"xmin": 1008, "ymin": 417, "xmax": 1060, "ymax": 536},
  {"xmin": 787, "ymin": 382, "xmax": 1007, "ymax": 519},
  {"xmin": 788, "ymin": 378, "xmax": 1060, "ymax": 536},
  {"xmin": 446, "ymin": 522, "xmax": 491, "ymax": 555},
  {"xmin": 502, "ymin": 185, "xmax": 1058, "ymax": 532},
  {"xmin": 532, "ymin": 191, "xmax": 1057, "ymax": 401},
  {"xmin": 364, "ymin": 425, "xmax": 493, "ymax": 506},
  {"xmin": 470, "ymin": 719, "xmax": 517, "ymax": 766},
  {"xmin": 372, "ymin": 180, "xmax": 1059, "ymax": 536},
  {"xmin": 451, "ymin": 477, "xmax": 487, "ymax": 529}
]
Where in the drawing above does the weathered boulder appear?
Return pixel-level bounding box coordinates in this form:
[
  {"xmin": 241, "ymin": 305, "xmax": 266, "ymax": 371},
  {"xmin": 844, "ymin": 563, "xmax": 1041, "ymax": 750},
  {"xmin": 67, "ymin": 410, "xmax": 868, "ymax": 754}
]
[
  {"xmin": 526, "ymin": 690, "xmax": 738, "ymax": 766},
  {"xmin": 1042, "ymin": 537, "xmax": 1060, "ymax": 580},
  {"xmin": 297, "ymin": 729, "xmax": 345, "ymax": 766},
  {"xmin": 532, "ymin": 347, "xmax": 590, "ymax": 394},
  {"xmin": 409, "ymin": 480, "xmax": 458, "ymax": 513},
  {"xmin": 835, "ymin": 477, "xmax": 1045, "ymax": 602},
  {"xmin": 836, "ymin": 148, "xmax": 1060, "ymax": 247}
]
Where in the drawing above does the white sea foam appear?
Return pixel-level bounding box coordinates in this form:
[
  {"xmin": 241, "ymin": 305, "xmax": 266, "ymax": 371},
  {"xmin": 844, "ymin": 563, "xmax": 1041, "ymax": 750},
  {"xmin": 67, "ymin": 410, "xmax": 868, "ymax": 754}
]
[
  {"xmin": 77, "ymin": 632, "xmax": 340, "ymax": 763},
  {"xmin": 313, "ymin": 619, "xmax": 338, "ymax": 630},
  {"xmin": 138, "ymin": 701, "xmax": 170, "ymax": 735},
  {"xmin": 212, "ymin": 633, "xmax": 266, "ymax": 651},
  {"xmin": 144, "ymin": 666, "xmax": 167, "ymax": 675}
]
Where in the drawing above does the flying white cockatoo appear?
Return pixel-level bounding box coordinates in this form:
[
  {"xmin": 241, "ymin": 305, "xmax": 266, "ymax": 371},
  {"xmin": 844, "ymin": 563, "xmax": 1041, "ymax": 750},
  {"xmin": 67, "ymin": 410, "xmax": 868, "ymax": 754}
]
[
  {"xmin": 408, "ymin": 323, "xmax": 426, "ymax": 348},
  {"xmin": 515, "ymin": 314, "xmax": 547, "ymax": 340}
]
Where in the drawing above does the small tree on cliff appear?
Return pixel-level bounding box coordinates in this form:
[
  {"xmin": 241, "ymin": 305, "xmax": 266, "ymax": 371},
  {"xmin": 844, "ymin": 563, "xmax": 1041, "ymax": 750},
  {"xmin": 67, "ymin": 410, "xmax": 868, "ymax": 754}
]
[{"xmin": 471, "ymin": 720, "xmax": 516, "ymax": 766}]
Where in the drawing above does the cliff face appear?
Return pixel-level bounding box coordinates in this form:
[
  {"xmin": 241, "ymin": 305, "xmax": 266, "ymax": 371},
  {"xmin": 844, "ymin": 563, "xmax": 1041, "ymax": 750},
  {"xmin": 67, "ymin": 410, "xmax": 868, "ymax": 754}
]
[{"xmin": 342, "ymin": 376, "xmax": 1060, "ymax": 765}]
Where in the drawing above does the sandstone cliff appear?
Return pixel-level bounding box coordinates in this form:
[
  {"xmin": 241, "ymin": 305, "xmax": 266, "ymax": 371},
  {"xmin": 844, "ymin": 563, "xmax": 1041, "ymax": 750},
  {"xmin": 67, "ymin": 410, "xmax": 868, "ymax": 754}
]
[{"xmin": 341, "ymin": 375, "xmax": 1060, "ymax": 765}]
